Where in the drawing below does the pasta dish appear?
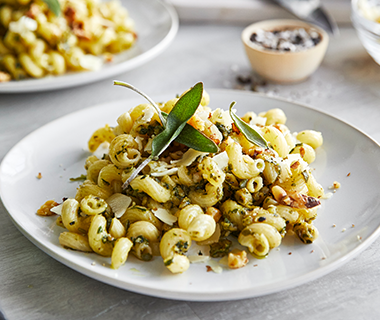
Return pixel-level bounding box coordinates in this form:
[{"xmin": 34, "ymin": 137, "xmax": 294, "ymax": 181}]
[
  {"xmin": 0, "ymin": 0, "xmax": 136, "ymax": 82},
  {"xmin": 38, "ymin": 83, "xmax": 325, "ymax": 274}
]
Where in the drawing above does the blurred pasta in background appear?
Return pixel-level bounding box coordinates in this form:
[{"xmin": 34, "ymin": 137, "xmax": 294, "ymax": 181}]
[
  {"xmin": 38, "ymin": 86, "xmax": 326, "ymax": 274},
  {"xmin": 0, "ymin": 0, "xmax": 137, "ymax": 82}
]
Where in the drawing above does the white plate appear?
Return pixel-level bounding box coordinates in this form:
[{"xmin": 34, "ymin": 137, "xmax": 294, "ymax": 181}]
[
  {"xmin": 0, "ymin": 0, "xmax": 178, "ymax": 93},
  {"xmin": 1, "ymin": 89, "xmax": 380, "ymax": 301}
]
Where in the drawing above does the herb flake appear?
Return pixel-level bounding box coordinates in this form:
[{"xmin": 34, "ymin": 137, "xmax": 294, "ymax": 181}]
[{"xmin": 69, "ymin": 174, "xmax": 87, "ymax": 182}]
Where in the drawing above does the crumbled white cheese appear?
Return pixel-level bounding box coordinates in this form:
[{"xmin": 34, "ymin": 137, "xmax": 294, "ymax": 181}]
[
  {"xmin": 142, "ymin": 105, "xmax": 156, "ymax": 123},
  {"xmin": 277, "ymin": 159, "xmax": 291, "ymax": 183},
  {"xmin": 207, "ymin": 260, "xmax": 223, "ymax": 274},
  {"xmin": 152, "ymin": 208, "xmax": 177, "ymax": 225},
  {"xmin": 106, "ymin": 193, "xmax": 132, "ymax": 218},
  {"xmin": 50, "ymin": 202, "xmax": 63, "ymax": 215},
  {"xmin": 80, "ymin": 54, "xmax": 103, "ymax": 71},
  {"xmin": 9, "ymin": 16, "xmax": 37, "ymax": 34},
  {"xmin": 134, "ymin": 136, "xmax": 144, "ymax": 151},
  {"xmin": 171, "ymin": 149, "xmax": 208, "ymax": 167},
  {"xmin": 212, "ymin": 151, "xmax": 229, "ymax": 171},
  {"xmin": 93, "ymin": 142, "xmax": 110, "ymax": 159},
  {"xmin": 150, "ymin": 167, "xmax": 178, "ymax": 177},
  {"xmin": 148, "ymin": 161, "xmax": 178, "ymax": 177},
  {"xmin": 188, "ymin": 255, "xmax": 210, "ymax": 264},
  {"xmin": 209, "ymin": 108, "xmax": 232, "ymax": 128},
  {"xmin": 196, "ymin": 109, "xmax": 211, "ymax": 122},
  {"xmin": 250, "ymin": 116, "xmax": 267, "ymax": 127},
  {"xmin": 144, "ymin": 138, "xmax": 153, "ymax": 153}
]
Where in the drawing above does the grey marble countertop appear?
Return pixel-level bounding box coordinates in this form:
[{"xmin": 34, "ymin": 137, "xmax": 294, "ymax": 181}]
[{"xmin": 1, "ymin": 22, "xmax": 380, "ymax": 319}]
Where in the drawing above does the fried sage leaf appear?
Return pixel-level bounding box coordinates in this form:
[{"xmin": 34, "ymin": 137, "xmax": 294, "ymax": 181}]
[
  {"xmin": 121, "ymin": 82, "xmax": 208, "ymax": 188},
  {"xmin": 151, "ymin": 82, "xmax": 204, "ymax": 157},
  {"xmin": 229, "ymin": 102, "xmax": 268, "ymax": 149},
  {"xmin": 43, "ymin": 0, "xmax": 61, "ymax": 16},
  {"xmin": 161, "ymin": 112, "xmax": 218, "ymax": 153}
]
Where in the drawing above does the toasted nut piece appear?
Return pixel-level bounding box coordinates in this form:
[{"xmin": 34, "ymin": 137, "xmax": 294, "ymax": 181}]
[
  {"xmin": 272, "ymin": 185, "xmax": 291, "ymax": 205},
  {"xmin": 228, "ymin": 249, "xmax": 248, "ymax": 269},
  {"xmin": 0, "ymin": 71, "xmax": 11, "ymax": 82},
  {"xmin": 37, "ymin": 200, "xmax": 59, "ymax": 216},
  {"xmin": 205, "ymin": 206, "xmax": 222, "ymax": 223}
]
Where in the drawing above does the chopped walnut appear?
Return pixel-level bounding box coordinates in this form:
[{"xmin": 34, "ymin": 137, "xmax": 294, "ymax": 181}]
[
  {"xmin": 64, "ymin": 6, "xmax": 76, "ymax": 26},
  {"xmin": 72, "ymin": 21, "xmax": 92, "ymax": 40},
  {"xmin": 37, "ymin": 200, "xmax": 59, "ymax": 216},
  {"xmin": 329, "ymin": 181, "xmax": 341, "ymax": 189},
  {"xmin": 104, "ymin": 53, "xmax": 114, "ymax": 63},
  {"xmin": 228, "ymin": 249, "xmax": 248, "ymax": 269},
  {"xmin": 205, "ymin": 206, "xmax": 222, "ymax": 223},
  {"xmin": 333, "ymin": 181, "xmax": 341, "ymax": 189},
  {"xmin": 290, "ymin": 160, "xmax": 300, "ymax": 170}
]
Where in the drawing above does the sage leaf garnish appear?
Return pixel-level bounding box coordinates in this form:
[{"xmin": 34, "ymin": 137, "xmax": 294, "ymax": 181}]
[
  {"xmin": 151, "ymin": 82, "xmax": 204, "ymax": 157},
  {"xmin": 114, "ymin": 81, "xmax": 217, "ymax": 153},
  {"xmin": 174, "ymin": 121, "xmax": 218, "ymax": 153},
  {"xmin": 158, "ymin": 112, "xmax": 218, "ymax": 153},
  {"xmin": 121, "ymin": 82, "xmax": 210, "ymax": 189},
  {"xmin": 229, "ymin": 102, "xmax": 268, "ymax": 149},
  {"xmin": 114, "ymin": 81, "xmax": 166, "ymax": 126},
  {"xmin": 43, "ymin": 0, "xmax": 61, "ymax": 16}
]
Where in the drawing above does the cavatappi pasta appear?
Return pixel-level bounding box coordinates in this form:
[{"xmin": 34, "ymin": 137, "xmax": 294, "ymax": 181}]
[
  {"xmin": 39, "ymin": 87, "xmax": 325, "ymax": 274},
  {"xmin": 0, "ymin": 0, "xmax": 136, "ymax": 81}
]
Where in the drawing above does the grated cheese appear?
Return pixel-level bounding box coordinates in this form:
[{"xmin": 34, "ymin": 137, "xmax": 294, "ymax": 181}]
[
  {"xmin": 212, "ymin": 151, "xmax": 229, "ymax": 171},
  {"xmin": 134, "ymin": 136, "xmax": 144, "ymax": 150},
  {"xmin": 50, "ymin": 202, "xmax": 63, "ymax": 215},
  {"xmin": 9, "ymin": 16, "xmax": 37, "ymax": 34},
  {"xmin": 207, "ymin": 260, "xmax": 223, "ymax": 274},
  {"xmin": 188, "ymin": 255, "xmax": 210, "ymax": 264},
  {"xmin": 142, "ymin": 105, "xmax": 155, "ymax": 123},
  {"xmin": 152, "ymin": 208, "xmax": 177, "ymax": 225},
  {"xmin": 106, "ymin": 193, "xmax": 132, "ymax": 218},
  {"xmin": 250, "ymin": 116, "xmax": 267, "ymax": 127},
  {"xmin": 79, "ymin": 54, "xmax": 102, "ymax": 71},
  {"xmin": 171, "ymin": 149, "xmax": 208, "ymax": 167}
]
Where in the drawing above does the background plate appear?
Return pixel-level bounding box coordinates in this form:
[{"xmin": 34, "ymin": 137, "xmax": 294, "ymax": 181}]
[
  {"xmin": 1, "ymin": 89, "xmax": 380, "ymax": 301},
  {"xmin": 0, "ymin": 0, "xmax": 178, "ymax": 93}
]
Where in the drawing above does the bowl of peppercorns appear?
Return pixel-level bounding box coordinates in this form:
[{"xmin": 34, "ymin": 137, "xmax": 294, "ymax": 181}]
[{"xmin": 242, "ymin": 19, "xmax": 329, "ymax": 83}]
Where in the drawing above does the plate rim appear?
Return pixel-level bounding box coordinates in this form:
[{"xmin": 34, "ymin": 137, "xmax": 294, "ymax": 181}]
[
  {"xmin": 0, "ymin": 0, "xmax": 179, "ymax": 93},
  {"xmin": 1, "ymin": 89, "xmax": 380, "ymax": 301}
]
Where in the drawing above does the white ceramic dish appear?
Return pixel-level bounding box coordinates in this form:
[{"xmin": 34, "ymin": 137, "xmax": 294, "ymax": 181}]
[
  {"xmin": 242, "ymin": 19, "xmax": 329, "ymax": 83},
  {"xmin": 0, "ymin": 0, "xmax": 178, "ymax": 93},
  {"xmin": 1, "ymin": 89, "xmax": 380, "ymax": 301}
]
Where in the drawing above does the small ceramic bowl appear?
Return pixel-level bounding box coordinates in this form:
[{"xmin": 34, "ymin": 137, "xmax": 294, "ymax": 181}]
[{"xmin": 241, "ymin": 19, "xmax": 329, "ymax": 83}]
